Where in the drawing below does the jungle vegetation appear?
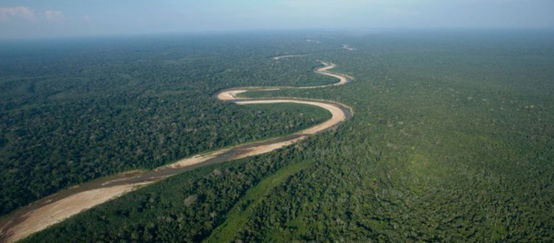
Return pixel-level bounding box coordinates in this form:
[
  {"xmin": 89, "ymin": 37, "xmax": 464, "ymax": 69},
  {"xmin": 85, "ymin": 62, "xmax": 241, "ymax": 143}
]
[
  {"xmin": 4, "ymin": 30, "xmax": 554, "ymax": 242},
  {"xmin": 0, "ymin": 34, "xmax": 334, "ymax": 215}
]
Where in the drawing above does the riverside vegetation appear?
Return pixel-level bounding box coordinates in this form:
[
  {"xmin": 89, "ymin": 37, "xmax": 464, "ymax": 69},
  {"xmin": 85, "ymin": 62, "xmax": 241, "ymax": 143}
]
[
  {"xmin": 2, "ymin": 30, "xmax": 554, "ymax": 242},
  {"xmin": 0, "ymin": 34, "xmax": 334, "ymax": 216}
]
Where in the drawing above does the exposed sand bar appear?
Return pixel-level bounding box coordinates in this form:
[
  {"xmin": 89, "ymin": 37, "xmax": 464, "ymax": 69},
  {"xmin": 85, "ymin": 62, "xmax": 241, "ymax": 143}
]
[
  {"xmin": 342, "ymin": 44, "xmax": 355, "ymax": 51},
  {"xmin": 0, "ymin": 61, "xmax": 353, "ymax": 243},
  {"xmin": 271, "ymin": 54, "xmax": 306, "ymax": 60}
]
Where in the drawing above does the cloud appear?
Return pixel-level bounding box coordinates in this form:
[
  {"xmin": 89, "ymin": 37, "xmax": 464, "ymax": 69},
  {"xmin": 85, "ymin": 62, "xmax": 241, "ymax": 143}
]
[
  {"xmin": 0, "ymin": 6, "xmax": 36, "ymax": 21},
  {"xmin": 0, "ymin": 6, "xmax": 63, "ymax": 22},
  {"xmin": 43, "ymin": 10, "xmax": 64, "ymax": 20}
]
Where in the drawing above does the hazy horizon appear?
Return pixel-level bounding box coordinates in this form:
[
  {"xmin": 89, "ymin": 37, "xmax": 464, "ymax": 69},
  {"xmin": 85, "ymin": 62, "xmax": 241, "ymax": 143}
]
[{"xmin": 1, "ymin": 0, "xmax": 554, "ymax": 39}]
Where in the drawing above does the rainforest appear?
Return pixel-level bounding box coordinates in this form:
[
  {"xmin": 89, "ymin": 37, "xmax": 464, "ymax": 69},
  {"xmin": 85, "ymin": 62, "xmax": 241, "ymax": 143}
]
[{"xmin": 0, "ymin": 30, "xmax": 553, "ymax": 242}]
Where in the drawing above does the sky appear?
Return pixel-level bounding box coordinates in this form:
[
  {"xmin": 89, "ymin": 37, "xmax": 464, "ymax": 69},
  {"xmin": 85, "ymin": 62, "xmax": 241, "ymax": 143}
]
[{"xmin": 1, "ymin": 0, "xmax": 554, "ymax": 39}]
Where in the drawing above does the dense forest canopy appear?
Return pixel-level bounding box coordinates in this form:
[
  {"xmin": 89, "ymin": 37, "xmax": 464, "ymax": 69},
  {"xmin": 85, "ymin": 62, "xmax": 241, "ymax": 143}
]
[
  {"xmin": 0, "ymin": 33, "xmax": 335, "ymax": 216},
  {"xmin": 1, "ymin": 30, "xmax": 553, "ymax": 242}
]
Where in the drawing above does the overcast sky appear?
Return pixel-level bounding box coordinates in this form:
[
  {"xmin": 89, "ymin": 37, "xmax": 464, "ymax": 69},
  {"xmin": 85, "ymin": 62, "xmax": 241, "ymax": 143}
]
[{"xmin": 1, "ymin": 0, "xmax": 554, "ymax": 39}]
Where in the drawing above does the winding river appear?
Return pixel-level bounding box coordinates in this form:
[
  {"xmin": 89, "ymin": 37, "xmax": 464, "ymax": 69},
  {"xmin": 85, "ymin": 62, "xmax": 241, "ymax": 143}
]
[{"xmin": 0, "ymin": 60, "xmax": 353, "ymax": 243}]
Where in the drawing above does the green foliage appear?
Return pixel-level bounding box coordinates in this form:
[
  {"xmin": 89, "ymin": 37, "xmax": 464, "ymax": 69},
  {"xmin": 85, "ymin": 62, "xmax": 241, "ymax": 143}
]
[
  {"xmin": 13, "ymin": 31, "xmax": 554, "ymax": 242},
  {"xmin": 0, "ymin": 35, "xmax": 333, "ymax": 215},
  {"xmin": 205, "ymin": 157, "xmax": 315, "ymax": 242}
]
